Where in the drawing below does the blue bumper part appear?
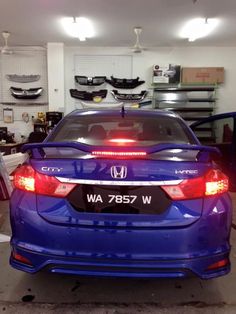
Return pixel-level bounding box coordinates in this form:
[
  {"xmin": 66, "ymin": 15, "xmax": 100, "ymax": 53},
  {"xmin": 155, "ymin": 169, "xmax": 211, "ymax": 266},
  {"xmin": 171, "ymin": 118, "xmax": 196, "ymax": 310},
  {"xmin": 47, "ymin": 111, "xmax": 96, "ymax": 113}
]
[{"xmin": 10, "ymin": 192, "xmax": 232, "ymax": 279}]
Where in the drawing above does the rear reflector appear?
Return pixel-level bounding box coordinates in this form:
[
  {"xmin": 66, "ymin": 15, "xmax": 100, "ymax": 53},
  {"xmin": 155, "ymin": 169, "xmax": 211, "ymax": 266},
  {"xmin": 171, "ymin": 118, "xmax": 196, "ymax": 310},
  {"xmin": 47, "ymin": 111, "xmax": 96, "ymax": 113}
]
[
  {"xmin": 161, "ymin": 169, "xmax": 228, "ymax": 200},
  {"xmin": 206, "ymin": 258, "xmax": 229, "ymax": 271},
  {"xmin": 92, "ymin": 151, "xmax": 146, "ymax": 157},
  {"xmin": 12, "ymin": 251, "xmax": 32, "ymax": 266},
  {"xmin": 14, "ymin": 165, "xmax": 76, "ymax": 197}
]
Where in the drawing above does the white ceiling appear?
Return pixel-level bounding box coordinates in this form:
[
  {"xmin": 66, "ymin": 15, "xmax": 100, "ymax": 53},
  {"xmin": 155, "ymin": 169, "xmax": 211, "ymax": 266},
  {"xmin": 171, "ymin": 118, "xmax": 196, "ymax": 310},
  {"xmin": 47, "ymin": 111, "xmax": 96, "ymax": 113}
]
[{"xmin": 1, "ymin": 0, "xmax": 236, "ymax": 48}]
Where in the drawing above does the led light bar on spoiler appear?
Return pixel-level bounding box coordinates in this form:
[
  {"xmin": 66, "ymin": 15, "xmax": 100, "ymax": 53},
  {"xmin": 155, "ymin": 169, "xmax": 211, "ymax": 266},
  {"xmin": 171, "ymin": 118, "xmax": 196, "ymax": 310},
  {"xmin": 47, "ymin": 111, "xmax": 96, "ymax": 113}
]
[{"xmin": 22, "ymin": 142, "xmax": 220, "ymax": 161}]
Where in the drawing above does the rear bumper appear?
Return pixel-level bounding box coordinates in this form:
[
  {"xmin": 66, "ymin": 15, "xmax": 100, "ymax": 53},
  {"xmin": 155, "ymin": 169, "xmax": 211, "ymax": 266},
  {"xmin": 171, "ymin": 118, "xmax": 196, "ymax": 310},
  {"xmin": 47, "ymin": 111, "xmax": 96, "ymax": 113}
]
[
  {"xmin": 10, "ymin": 246, "xmax": 230, "ymax": 279},
  {"xmin": 10, "ymin": 217, "xmax": 232, "ymax": 279},
  {"xmin": 10, "ymin": 192, "xmax": 232, "ymax": 279}
]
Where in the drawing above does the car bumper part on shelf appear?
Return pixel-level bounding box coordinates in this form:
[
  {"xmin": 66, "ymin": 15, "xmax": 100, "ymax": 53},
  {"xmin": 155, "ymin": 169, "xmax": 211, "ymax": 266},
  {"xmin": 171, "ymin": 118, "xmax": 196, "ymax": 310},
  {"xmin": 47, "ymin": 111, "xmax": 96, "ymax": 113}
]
[
  {"xmin": 10, "ymin": 86, "xmax": 43, "ymax": 99},
  {"xmin": 110, "ymin": 90, "xmax": 148, "ymax": 102}
]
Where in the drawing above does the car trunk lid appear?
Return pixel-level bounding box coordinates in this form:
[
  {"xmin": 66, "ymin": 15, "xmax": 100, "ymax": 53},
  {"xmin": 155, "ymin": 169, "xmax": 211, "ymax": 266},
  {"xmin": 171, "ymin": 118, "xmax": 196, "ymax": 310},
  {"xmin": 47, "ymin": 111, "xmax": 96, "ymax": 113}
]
[{"xmin": 22, "ymin": 142, "xmax": 219, "ymax": 228}]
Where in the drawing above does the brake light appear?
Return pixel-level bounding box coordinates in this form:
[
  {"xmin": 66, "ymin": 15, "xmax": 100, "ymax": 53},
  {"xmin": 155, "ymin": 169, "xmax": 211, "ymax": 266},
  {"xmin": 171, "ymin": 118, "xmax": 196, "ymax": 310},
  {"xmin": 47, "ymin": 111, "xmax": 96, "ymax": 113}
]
[
  {"xmin": 109, "ymin": 138, "xmax": 136, "ymax": 144},
  {"xmin": 14, "ymin": 165, "xmax": 35, "ymax": 192},
  {"xmin": 92, "ymin": 151, "xmax": 146, "ymax": 157},
  {"xmin": 14, "ymin": 165, "xmax": 76, "ymax": 197},
  {"xmin": 205, "ymin": 169, "xmax": 229, "ymax": 196},
  {"xmin": 161, "ymin": 169, "xmax": 228, "ymax": 200}
]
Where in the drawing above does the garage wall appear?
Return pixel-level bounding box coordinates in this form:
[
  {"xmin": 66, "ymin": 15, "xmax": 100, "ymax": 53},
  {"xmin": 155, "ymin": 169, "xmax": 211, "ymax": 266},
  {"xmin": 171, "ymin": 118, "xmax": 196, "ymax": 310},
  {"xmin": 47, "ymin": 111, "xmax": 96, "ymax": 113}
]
[
  {"xmin": 0, "ymin": 48, "xmax": 48, "ymax": 137},
  {"xmin": 1, "ymin": 45, "xmax": 235, "ymax": 139},
  {"xmin": 64, "ymin": 46, "xmax": 236, "ymax": 115}
]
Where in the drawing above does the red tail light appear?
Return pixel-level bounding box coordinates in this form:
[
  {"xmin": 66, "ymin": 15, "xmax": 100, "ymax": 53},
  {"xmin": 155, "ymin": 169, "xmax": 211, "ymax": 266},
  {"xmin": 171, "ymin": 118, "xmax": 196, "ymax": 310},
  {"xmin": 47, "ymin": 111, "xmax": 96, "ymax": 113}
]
[
  {"xmin": 161, "ymin": 169, "xmax": 229, "ymax": 200},
  {"xmin": 161, "ymin": 177, "xmax": 205, "ymax": 200},
  {"xmin": 205, "ymin": 169, "xmax": 229, "ymax": 196},
  {"xmin": 14, "ymin": 165, "xmax": 76, "ymax": 197},
  {"xmin": 14, "ymin": 165, "xmax": 35, "ymax": 192}
]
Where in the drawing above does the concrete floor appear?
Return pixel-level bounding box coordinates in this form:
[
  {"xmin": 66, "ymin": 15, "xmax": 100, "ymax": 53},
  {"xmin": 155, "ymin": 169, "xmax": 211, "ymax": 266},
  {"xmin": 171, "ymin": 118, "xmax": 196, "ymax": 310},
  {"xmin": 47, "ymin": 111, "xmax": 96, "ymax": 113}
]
[{"xmin": 0, "ymin": 196, "xmax": 236, "ymax": 314}]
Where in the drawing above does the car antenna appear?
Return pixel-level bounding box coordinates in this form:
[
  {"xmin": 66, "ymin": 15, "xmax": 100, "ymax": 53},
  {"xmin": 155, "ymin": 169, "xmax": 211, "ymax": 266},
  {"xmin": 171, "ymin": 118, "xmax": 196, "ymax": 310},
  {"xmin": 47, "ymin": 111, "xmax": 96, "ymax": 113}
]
[{"xmin": 121, "ymin": 104, "xmax": 125, "ymax": 118}]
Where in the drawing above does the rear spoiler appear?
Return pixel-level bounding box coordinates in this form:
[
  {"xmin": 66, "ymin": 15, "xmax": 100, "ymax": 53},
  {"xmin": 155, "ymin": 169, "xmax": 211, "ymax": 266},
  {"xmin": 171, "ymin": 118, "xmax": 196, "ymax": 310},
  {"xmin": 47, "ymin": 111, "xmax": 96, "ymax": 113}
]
[{"xmin": 22, "ymin": 142, "xmax": 220, "ymax": 161}]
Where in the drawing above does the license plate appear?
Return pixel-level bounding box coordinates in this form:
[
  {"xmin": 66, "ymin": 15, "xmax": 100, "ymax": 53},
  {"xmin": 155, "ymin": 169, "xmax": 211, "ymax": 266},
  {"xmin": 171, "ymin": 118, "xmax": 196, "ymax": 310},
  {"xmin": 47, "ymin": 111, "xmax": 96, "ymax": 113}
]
[
  {"xmin": 86, "ymin": 194, "xmax": 152, "ymax": 205},
  {"xmin": 68, "ymin": 185, "xmax": 171, "ymax": 214}
]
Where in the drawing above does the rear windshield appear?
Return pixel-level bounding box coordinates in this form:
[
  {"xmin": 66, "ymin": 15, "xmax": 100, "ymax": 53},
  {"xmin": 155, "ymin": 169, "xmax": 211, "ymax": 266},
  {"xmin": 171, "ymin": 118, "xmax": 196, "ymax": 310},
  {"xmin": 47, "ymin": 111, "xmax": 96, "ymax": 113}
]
[{"xmin": 48, "ymin": 115, "xmax": 196, "ymax": 146}]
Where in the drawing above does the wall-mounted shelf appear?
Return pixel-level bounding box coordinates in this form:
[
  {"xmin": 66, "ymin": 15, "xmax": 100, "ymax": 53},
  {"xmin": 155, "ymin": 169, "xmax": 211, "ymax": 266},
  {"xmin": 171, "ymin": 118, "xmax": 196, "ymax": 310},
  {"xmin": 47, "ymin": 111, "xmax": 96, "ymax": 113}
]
[
  {"xmin": 1, "ymin": 102, "xmax": 48, "ymax": 106},
  {"xmin": 152, "ymin": 85, "xmax": 217, "ymax": 141}
]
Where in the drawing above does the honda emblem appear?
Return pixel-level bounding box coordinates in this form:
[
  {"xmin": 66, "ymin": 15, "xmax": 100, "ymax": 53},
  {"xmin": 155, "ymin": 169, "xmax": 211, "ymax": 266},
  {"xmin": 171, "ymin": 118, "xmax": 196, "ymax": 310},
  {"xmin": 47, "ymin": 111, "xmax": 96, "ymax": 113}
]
[{"xmin": 110, "ymin": 166, "xmax": 127, "ymax": 179}]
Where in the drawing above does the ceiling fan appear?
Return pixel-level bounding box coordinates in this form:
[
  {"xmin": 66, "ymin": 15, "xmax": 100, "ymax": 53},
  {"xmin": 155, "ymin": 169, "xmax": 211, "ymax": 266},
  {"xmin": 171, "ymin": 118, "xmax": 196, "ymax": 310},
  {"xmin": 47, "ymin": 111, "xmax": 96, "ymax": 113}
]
[
  {"xmin": 1, "ymin": 31, "xmax": 13, "ymax": 55},
  {"xmin": 131, "ymin": 27, "xmax": 147, "ymax": 53}
]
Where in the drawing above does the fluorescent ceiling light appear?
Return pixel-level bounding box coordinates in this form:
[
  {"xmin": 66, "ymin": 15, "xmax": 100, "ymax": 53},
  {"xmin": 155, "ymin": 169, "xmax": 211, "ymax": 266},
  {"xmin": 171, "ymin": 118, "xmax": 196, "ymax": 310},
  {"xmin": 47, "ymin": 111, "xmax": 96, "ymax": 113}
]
[
  {"xmin": 180, "ymin": 18, "xmax": 219, "ymax": 42},
  {"xmin": 62, "ymin": 17, "xmax": 95, "ymax": 41}
]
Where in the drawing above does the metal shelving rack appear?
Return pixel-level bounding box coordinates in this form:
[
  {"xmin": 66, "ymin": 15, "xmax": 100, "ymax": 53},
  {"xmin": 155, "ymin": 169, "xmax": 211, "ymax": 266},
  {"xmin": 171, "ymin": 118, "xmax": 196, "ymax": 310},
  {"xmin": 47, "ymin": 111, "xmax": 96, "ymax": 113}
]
[{"xmin": 152, "ymin": 85, "xmax": 217, "ymax": 142}]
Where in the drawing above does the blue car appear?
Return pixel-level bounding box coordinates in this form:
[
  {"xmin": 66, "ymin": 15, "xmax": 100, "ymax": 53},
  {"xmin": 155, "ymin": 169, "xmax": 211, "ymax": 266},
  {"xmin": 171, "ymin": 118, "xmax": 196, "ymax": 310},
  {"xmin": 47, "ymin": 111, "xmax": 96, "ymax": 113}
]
[{"xmin": 10, "ymin": 109, "xmax": 232, "ymax": 279}]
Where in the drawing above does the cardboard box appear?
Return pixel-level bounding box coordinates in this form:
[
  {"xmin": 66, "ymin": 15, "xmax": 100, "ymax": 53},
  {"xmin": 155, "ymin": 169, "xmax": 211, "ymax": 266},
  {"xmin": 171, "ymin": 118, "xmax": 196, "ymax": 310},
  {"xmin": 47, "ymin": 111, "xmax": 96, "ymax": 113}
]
[
  {"xmin": 153, "ymin": 64, "xmax": 181, "ymax": 84},
  {"xmin": 181, "ymin": 67, "xmax": 224, "ymax": 84}
]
